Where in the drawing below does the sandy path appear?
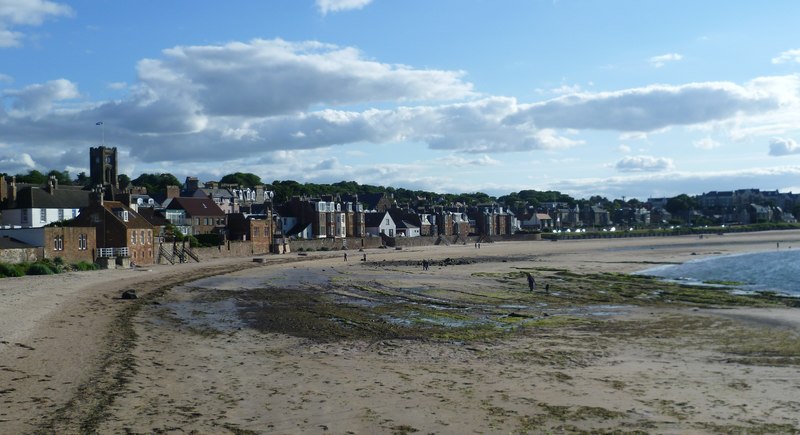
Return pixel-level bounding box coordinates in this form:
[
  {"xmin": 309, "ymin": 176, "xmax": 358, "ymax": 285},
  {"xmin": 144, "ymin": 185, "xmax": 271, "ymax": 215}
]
[{"xmin": 2, "ymin": 230, "xmax": 800, "ymax": 433}]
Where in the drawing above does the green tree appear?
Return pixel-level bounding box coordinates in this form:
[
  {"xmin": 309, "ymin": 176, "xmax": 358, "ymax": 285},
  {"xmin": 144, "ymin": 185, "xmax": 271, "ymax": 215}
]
[
  {"xmin": 74, "ymin": 171, "xmax": 90, "ymax": 187},
  {"xmin": 47, "ymin": 169, "xmax": 71, "ymax": 185},
  {"xmin": 219, "ymin": 172, "xmax": 262, "ymax": 187},
  {"xmin": 16, "ymin": 169, "xmax": 48, "ymax": 184},
  {"xmin": 665, "ymin": 194, "xmax": 697, "ymax": 214},
  {"xmin": 132, "ymin": 173, "xmax": 181, "ymax": 194},
  {"xmin": 117, "ymin": 173, "xmax": 131, "ymax": 188}
]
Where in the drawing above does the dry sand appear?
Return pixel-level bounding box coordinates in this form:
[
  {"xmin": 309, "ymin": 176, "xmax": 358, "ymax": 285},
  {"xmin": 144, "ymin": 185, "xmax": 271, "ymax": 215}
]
[{"xmin": 2, "ymin": 231, "xmax": 800, "ymax": 433}]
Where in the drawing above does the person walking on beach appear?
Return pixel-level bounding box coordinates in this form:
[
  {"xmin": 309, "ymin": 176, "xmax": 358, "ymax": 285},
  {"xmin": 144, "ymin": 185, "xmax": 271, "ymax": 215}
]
[
  {"xmin": 526, "ymin": 272, "xmax": 536, "ymax": 291},
  {"xmin": 343, "ymin": 252, "xmax": 348, "ymax": 261}
]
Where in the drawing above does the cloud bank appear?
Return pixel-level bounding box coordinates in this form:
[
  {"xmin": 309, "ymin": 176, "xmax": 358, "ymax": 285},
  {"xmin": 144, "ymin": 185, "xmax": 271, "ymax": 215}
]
[{"xmin": 0, "ymin": 0, "xmax": 72, "ymax": 47}]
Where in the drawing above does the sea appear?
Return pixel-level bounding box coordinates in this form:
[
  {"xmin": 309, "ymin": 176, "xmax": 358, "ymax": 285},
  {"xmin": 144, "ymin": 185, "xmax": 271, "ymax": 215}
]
[{"xmin": 636, "ymin": 249, "xmax": 800, "ymax": 297}]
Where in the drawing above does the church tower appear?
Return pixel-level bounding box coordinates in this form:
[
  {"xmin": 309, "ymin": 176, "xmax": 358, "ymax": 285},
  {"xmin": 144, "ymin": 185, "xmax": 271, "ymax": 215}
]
[{"xmin": 90, "ymin": 146, "xmax": 119, "ymax": 189}]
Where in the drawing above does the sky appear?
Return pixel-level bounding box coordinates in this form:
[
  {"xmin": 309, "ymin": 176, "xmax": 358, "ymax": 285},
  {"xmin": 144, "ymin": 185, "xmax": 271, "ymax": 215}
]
[{"xmin": 1, "ymin": 0, "xmax": 800, "ymax": 200}]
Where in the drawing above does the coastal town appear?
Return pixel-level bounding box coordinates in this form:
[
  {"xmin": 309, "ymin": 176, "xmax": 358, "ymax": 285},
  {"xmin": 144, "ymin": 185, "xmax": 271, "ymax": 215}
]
[{"xmin": 1, "ymin": 145, "xmax": 799, "ymax": 269}]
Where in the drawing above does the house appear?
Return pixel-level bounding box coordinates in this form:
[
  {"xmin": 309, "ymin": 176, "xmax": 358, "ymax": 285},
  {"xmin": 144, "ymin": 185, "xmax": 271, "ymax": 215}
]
[
  {"xmin": 357, "ymin": 192, "xmax": 395, "ymax": 212},
  {"xmin": 72, "ymin": 195, "xmax": 156, "ymax": 266},
  {"xmin": 227, "ymin": 213, "xmax": 273, "ymax": 254},
  {"xmin": 365, "ymin": 211, "xmax": 397, "ymax": 237},
  {"xmin": 276, "ymin": 195, "xmax": 364, "ymax": 239},
  {"xmin": 137, "ymin": 207, "xmax": 171, "ymax": 242},
  {"xmin": 519, "ymin": 211, "xmax": 554, "ymax": 230},
  {"xmin": 0, "ymin": 226, "xmax": 93, "ymax": 264},
  {"xmin": 163, "ymin": 196, "xmax": 227, "ymax": 236},
  {"xmin": 0, "ymin": 176, "xmax": 90, "ymax": 228},
  {"xmin": 387, "ymin": 208, "xmax": 422, "ymax": 237}
]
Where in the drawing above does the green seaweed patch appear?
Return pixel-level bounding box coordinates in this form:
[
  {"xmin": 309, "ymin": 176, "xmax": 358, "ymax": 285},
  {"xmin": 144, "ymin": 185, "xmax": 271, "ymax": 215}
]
[
  {"xmin": 720, "ymin": 326, "xmax": 800, "ymax": 366},
  {"xmin": 693, "ymin": 421, "xmax": 799, "ymax": 435}
]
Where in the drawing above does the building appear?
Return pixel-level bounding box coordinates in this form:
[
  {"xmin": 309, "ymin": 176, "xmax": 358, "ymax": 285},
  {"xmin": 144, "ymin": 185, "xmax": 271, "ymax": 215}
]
[
  {"xmin": 73, "ymin": 195, "xmax": 156, "ymax": 266},
  {"xmin": 162, "ymin": 196, "xmax": 227, "ymax": 236},
  {"xmin": 0, "ymin": 176, "xmax": 90, "ymax": 228}
]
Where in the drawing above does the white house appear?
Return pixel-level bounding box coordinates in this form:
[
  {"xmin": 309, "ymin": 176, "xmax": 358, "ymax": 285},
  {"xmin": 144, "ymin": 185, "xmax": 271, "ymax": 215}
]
[
  {"xmin": 1, "ymin": 181, "xmax": 89, "ymax": 228},
  {"xmin": 365, "ymin": 211, "xmax": 397, "ymax": 237}
]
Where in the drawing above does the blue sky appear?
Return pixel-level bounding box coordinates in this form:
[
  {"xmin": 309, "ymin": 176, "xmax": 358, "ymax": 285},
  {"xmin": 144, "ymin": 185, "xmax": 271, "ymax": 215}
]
[{"xmin": 2, "ymin": 0, "xmax": 800, "ymax": 200}]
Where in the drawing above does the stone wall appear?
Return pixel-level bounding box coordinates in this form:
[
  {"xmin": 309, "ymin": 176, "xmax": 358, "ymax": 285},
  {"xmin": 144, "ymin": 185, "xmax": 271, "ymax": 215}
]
[
  {"xmin": 0, "ymin": 247, "xmax": 39, "ymax": 264},
  {"xmin": 194, "ymin": 240, "xmax": 259, "ymax": 260}
]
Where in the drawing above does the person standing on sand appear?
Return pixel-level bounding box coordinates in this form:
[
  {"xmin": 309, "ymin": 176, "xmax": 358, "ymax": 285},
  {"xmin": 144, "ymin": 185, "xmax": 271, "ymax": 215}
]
[{"xmin": 526, "ymin": 272, "xmax": 536, "ymax": 291}]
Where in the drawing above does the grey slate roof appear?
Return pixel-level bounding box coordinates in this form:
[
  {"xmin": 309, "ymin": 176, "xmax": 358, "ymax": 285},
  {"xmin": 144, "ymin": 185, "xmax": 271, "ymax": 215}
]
[{"xmin": 6, "ymin": 186, "xmax": 90, "ymax": 209}]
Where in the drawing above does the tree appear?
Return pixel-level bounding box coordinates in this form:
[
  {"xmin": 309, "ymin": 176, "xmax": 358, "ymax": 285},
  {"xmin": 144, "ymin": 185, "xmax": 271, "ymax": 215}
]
[
  {"xmin": 47, "ymin": 169, "xmax": 71, "ymax": 185},
  {"xmin": 16, "ymin": 169, "xmax": 47, "ymax": 184},
  {"xmin": 219, "ymin": 172, "xmax": 262, "ymax": 187},
  {"xmin": 131, "ymin": 173, "xmax": 181, "ymax": 194},
  {"xmin": 74, "ymin": 171, "xmax": 90, "ymax": 187},
  {"xmin": 665, "ymin": 194, "xmax": 697, "ymax": 214},
  {"xmin": 117, "ymin": 173, "xmax": 131, "ymax": 188}
]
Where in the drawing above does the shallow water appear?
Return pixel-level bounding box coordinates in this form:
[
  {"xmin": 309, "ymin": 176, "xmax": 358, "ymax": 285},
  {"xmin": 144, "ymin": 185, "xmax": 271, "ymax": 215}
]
[{"xmin": 637, "ymin": 249, "xmax": 800, "ymax": 296}]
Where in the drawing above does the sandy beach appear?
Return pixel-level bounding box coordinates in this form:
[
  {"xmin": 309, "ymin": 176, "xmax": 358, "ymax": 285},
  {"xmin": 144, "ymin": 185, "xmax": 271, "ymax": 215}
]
[{"xmin": 2, "ymin": 231, "xmax": 800, "ymax": 433}]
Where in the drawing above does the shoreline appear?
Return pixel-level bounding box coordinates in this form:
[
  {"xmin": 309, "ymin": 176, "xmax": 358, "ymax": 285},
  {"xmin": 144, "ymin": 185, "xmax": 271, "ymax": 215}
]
[{"xmin": 2, "ymin": 230, "xmax": 800, "ymax": 433}]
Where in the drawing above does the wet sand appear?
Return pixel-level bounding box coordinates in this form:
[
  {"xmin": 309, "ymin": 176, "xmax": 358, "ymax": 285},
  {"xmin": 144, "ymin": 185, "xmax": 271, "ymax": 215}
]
[{"xmin": 2, "ymin": 231, "xmax": 800, "ymax": 433}]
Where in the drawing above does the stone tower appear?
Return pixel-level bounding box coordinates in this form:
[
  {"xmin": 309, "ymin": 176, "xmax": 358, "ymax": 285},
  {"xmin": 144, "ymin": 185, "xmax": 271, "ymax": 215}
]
[{"xmin": 90, "ymin": 146, "xmax": 118, "ymax": 189}]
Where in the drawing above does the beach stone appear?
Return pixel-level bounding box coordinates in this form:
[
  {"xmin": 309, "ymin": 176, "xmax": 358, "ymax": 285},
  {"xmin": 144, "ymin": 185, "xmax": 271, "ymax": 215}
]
[{"xmin": 121, "ymin": 289, "xmax": 138, "ymax": 300}]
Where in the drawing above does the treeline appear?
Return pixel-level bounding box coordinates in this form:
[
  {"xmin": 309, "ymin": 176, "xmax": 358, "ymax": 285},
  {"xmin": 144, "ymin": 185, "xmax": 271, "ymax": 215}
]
[{"xmin": 0, "ymin": 168, "xmax": 696, "ymax": 211}]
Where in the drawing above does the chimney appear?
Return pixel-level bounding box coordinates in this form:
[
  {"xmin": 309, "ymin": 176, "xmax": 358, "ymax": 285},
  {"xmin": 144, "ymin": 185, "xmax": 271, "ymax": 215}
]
[
  {"xmin": 166, "ymin": 185, "xmax": 180, "ymax": 199},
  {"xmin": 185, "ymin": 176, "xmax": 199, "ymax": 192},
  {"xmin": 11, "ymin": 176, "xmax": 17, "ymax": 202},
  {"xmin": 48, "ymin": 175, "xmax": 57, "ymax": 194}
]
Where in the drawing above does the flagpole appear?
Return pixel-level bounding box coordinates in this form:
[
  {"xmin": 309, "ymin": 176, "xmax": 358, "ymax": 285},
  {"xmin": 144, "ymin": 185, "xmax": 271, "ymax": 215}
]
[{"xmin": 96, "ymin": 121, "xmax": 105, "ymax": 146}]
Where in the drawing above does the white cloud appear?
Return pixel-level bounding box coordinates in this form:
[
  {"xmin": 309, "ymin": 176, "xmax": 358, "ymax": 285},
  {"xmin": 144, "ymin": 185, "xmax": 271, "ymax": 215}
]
[
  {"xmin": 649, "ymin": 53, "xmax": 683, "ymax": 68},
  {"xmin": 618, "ymin": 144, "xmax": 631, "ymax": 153},
  {"xmin": 769, "ymin": 137, "xmax": 800, "ymax": 156},
  {"xmin": 694, "ymin": 137, "xmax": 721, "ymax": 150},
  {"xmin": 132, "ymin": 38, "xmax": 474, "ymax": 119},
  {"xmin": 2, "ymin": 78, "xmax": 79, "ymax": 118},
  {"xmin": 438, "ymin": 154, "xmax": 500, "ymax": 167},
  {"xmin": 615, "ymin": 155, "xmax": 674, "ymax": 172},
  {"xmin": 772, "ymin": 49, "xmax": 800, "ymax": 65},
  {"xmin": 555, "ymin": 166, "xmax": 800, "ymax": 200},
  {"xmin": 0, "ymin": 72, "xmax": 12, "ymax": 83},
  {"xmin": 0, "ymin": 0, "xmax": 73, "ymax": 47},
  {"xmin": 0, "ymin": 151, "xmax": 36, "ymax": 173},
  {"xmin": 508, "ymin": 78, "xmax": 790, "ymax": 132},
  {"xmin": 316, "ymin": 0, "xmax": 373, "ymax": 14}
]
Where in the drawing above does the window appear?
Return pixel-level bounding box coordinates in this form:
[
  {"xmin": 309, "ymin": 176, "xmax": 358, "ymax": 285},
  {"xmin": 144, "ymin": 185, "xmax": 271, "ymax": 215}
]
[
  {"xmin": 254, "ymin": 227, "xmax": 260, "ymax": 237},
  {"xmin": 40, "ymin": 209, "xmax": 47, "ymax": 223},
  {"xmin": 78, "ymin": 234, "xmax": 88, "ymax": 251},
  {"xmin": 21, "ymin": 212, "xmax": 28, "ymax": 224},
  {"xmin": 140, "ymin": 230, "xmax": 146, "ymax": 245},
  {"xmin": 131, "ymin": 232, "xmax": 136, "ymax": 245},
  {"xmin": 58, "ymin": 209, "xmax": 64, "ymax": 221},
  {"xmin": 54, "ymin": 236, "xmax": 63, "ymax": 251},
  {"xmin": 72, "ymin": 209, "xmax": 78, "ymax": 218}
]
